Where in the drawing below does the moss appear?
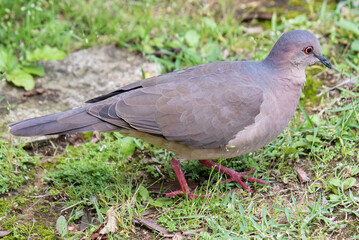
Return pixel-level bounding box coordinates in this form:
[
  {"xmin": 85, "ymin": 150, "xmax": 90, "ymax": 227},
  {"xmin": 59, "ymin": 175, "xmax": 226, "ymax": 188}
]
[
  {"xmin": 32, "ymin": 224, "xmax": 57, "ymax": 239},
  {"xmin": 300, "ymin": 68, "xmax": 324, "ymax": 106},
  {"xmin": 0, "ymin": 199, "xmax": 11, "ymax": 215},
  {"xmin": 0, "ymin": 140, "xmax": 39, "ymax": 194},
  {"xmin": 1, "ymin": 222, "xmax": 56, "ymax": 240},
  {"xmin": 286, "ymin": 10, "xmax": 306, "ymax": 19},
  {"xmin": 38, "ymin": 206, "xmax": 50, "ymax": 214},
  {"xmin": 13, "ymin": 196, "xmax": 30, "ymax": 207}
]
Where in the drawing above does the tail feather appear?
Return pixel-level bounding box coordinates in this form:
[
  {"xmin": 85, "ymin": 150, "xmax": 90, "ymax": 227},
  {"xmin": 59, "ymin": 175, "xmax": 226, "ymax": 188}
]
[
  {"xmin": 51, "ymin": 122, "xmax": 120, "ymax": 135},
  {"xmin": 9, "ymin": 106, "xmax": 119, "ymax": 136}
]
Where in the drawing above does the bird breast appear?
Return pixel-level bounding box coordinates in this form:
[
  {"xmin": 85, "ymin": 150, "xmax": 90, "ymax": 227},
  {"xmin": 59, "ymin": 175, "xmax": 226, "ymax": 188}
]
[{"xmin": 226, "ymin": 78, "xmax": 303, "ymax": 156}]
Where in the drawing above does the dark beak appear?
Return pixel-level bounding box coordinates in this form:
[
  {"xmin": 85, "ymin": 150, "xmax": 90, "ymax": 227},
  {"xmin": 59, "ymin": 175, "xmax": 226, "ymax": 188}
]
[{"xmin": 314, "ymin": 54, "xmax": 332, "ymax": 69}]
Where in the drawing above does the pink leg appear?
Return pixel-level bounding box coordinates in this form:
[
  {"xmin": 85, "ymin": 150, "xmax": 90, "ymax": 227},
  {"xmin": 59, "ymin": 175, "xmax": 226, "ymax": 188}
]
[
  {"xmin": 165, "ymin": 158, "xmax": 204, "ymax": 199},
  {"xmin": 198, "ymin": 160, "xmax": 266, "ymax": 192},
  {"xmin": 165, "ymin": 158, "xmax": 190, "ymax": 197}
]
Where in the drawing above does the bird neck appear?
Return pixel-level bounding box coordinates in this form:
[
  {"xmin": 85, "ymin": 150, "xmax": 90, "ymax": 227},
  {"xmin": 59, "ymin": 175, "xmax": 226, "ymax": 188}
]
[
  {"xmin": 263, "ymin": 50, "xmax": 292, "ymax": 69},
  {"xmin": 262, "ymin": 54, "xmax": 306, "ymax": 87}
]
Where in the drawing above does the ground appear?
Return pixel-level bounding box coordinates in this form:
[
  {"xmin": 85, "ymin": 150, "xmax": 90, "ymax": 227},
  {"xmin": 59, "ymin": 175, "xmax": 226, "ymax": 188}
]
[{"xmin": 0, "ymin": 0, "xmax": 359, "ymax": 239}]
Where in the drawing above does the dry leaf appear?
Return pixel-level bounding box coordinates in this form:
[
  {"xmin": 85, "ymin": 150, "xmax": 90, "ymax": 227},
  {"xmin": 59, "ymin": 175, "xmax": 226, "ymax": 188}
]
[
  {"xmin": 246, "ymin": 26, "xmax": 264, "ymax": 34},
  {"xmin": 99, "ymin": 207, "xmax": 118, "ymax": 235},
  {"xmin": 142, "ymin": 208, "xmax": 156, "ymax": 217},
  {"xmin": 66, "ymin": 133, "xmax": 85, "ymax": 147},
  {"xmin": 172, "ymin": 232, "xmax": 183, "ymax": 240},
  {"xmin": 79, "ymin": 208, "xmax": 92, "ymax": 231},
  {"xmin": 0, "ymin": 231, "xmax": 12, "ymax": 238},
  {"xmin": 134, "ymin": 217, "xmax": 172, "ymax": 237},
  {"xmin": 90, "ymin": 223, "xmax": 108, "ymax": 240},
  {"xmin": 91, "ymin": 131, "xmax": 100, "ymax": 143},
  {"xmin": 22, "ymin": 88, "xmax": 46, "ymax": 98},
  {"xmin": 295, "ymin": 166, "xmax": 309, "ymax": 183}
]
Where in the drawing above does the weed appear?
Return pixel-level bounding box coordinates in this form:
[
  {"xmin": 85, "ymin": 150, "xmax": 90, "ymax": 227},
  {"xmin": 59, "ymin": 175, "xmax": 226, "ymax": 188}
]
[{"xmin": 0, "ymin": 139, "xmax": 38, "ymax": 193}]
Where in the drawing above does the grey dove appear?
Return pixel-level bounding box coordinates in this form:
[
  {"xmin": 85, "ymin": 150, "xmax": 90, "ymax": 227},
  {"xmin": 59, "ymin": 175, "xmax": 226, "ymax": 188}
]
[{"xmin": 9, "ymin": 30, "xmax": 331, "ymax": 198}]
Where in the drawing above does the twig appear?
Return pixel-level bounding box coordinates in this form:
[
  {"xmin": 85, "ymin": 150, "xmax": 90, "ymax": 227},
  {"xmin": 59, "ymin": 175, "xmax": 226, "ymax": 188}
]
[
  {"xmin": 61, "ymin": 200, "xmax": 85, "ymax": 213},
  {"xmin": 29, "ymin": 194, "xmax": 49, "ymax": 198}
]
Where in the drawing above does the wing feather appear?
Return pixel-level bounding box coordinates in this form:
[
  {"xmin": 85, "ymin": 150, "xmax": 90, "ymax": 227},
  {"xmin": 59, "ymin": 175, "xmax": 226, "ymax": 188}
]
[{"xmin": 87, "ymin": 61, "xmax": 264, "ymax": 149}]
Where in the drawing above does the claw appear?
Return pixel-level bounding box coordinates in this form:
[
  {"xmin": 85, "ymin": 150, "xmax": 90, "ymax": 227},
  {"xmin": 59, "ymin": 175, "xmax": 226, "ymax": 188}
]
[
  {"xmin": 165, "ymin": 158, "xmax": 265, "ymax": 200},
  {"xmin": 198, "ymin": 160, "xmax": 266, "ymax": 192}
]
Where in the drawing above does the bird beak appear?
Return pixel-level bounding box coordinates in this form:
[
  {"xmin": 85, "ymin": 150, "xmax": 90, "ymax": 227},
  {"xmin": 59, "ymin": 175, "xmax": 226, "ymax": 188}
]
[{"xmin": 314, "ymin": 54, "xmax": 332, "ymax": 69}]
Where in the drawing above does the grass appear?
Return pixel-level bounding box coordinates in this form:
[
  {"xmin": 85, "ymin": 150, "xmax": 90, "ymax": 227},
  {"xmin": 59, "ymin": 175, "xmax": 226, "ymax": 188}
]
[
  {"xmin": 0, "ymin": 139, "xmax": 39, "ymax": 194},
  {"xmin": 1, "ymin": 0, "xmax": 359, "ymax": 239}
]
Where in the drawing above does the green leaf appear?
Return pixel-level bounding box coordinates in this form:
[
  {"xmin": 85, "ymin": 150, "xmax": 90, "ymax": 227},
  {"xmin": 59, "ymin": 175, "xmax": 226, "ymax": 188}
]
[
  {"xmin": 202, "ymin": 18, "xmax": 217, "ymax": 30},
  {"xmin": 290, "ymin": 15, "xmax": 308, "ymax": 25},
  {"xmin": 305, "ymin": 135, "xmax": 321, "ymax": 143},
  {"xmin": 308, "ymin": 183, "xmax": 321, "ymax": 193},
  {"xmin": 284, "ymin": 147, "xmax": 297, "ymax": 154},
  {"xmin": 185, "ymin": 30, "xmax": 200, "ymax": 47},
  {"xmin": 56, "ymin": 216, "xmax": 68, "ymax": 238},
  {"xmin": 27, "ymin": 46, "xmax": 66, "ymax": 62},
  {"xmin": 326, "ymin": 177, "xmax": 340, "ymax": 193},
  {"xmin": 21, "ymin": 64, "xmax": 45, "ymax": 77},
  {"xmin": 150, "ymin": 197, "xmax": 173, "ymax": 207},
  {"xmin": 336, "ymin": 20, "xmax": 359, "ymax": 35},
  {"xmin": 351, "ymin": 40, "xmax": 359, "ymax": 51},
  {"xmin": 138, "ymin": 185, "xmax": 149, "ymax": 200},
  {"xmin": 349, "ymin": 166, "xmax": 359, "ymax": 176},
  {"xmin": 310, "ymin": 114, "xmax": 323, "ymax": 126},
  {"xmin": 343, "ymin": 177, "xmax": 356, "ymax": 190},
  {"xmin": 0, "ymin": 48, "xmax": 8, "ymax": 71},
  {"xmin": 0, "ymin": 47, "xmax": 19, "ymax": 73},
  {"xmin": 292, "ymin": 141, "xmax": 307, "ymax": 148},
  {"xmin": 328, "ymin": 177, "xmax": 341, "ymax": 188},
  {"xmin": 7, "ymin": 68, "xmax": 35, "ymax": 91},
  {"xmin": 328, "ymin": 194, "xmax": 339, "ymax": 201},
  {"xmin": 119, "ymin": 137, "xmax": 136, "ymax": 159}
]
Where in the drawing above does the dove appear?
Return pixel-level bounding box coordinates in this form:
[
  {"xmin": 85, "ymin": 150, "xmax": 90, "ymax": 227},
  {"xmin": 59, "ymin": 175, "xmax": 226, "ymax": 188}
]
[{"xmin": 9, "ymin": 30, "xmax": 331, "ymax": 198}]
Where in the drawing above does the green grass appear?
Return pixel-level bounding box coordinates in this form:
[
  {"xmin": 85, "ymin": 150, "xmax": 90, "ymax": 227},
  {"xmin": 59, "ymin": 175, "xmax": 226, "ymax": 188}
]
[
  {"xmin": 1, "ymin": 0, "xmax": 359, "ymax": 239},
  {"xmin": 0, "ymin": 139, "xmax": 39, "ymax": 193}
]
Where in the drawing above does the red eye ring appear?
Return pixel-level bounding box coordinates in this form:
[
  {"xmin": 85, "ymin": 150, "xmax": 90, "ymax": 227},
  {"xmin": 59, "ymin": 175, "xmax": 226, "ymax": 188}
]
[{"xmin": 303, "ymin": 46, "xmax": 314, "ymax": 54}]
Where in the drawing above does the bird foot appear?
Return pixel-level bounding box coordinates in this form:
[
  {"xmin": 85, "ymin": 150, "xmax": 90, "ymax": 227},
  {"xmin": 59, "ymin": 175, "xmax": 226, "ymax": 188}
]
[
  {"xmin": 198, "ymin": 160, "xmax": 266, "ymax": 192},
  {"xmin": 165, "ymin": 158, "xmax": 208, "ymax": 200},
  {"xmin": 166, "ymin": 158, "xmax": 265, "ymax": 200}
]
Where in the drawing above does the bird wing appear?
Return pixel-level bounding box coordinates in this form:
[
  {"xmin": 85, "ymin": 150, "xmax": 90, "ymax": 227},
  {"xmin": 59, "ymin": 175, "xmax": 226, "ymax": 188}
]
[
  {"xmin": 86, "ymin": 62, "xmax": 237, "ymax": 103},
  {"xmin": 87, "ymin": 62, "xmax": 264, "ymax": 149}
]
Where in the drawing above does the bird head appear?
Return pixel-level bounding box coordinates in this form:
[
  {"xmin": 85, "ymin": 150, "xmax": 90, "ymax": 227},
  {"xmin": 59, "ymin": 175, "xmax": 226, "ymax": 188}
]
[{"xmin": 266, "ymin": 30, "xmax": 332, "ymax": 70}]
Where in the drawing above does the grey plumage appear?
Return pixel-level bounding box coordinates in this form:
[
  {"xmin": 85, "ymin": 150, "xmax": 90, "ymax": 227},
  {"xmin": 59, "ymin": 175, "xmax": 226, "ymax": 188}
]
[{"xmin": 9, "ymin": 30, "xmax": 331, "ymax": 162}]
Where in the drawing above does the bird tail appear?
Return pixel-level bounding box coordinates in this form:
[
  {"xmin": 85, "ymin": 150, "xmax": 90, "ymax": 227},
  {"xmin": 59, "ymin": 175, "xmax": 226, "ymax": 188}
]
[{"xmin": 8, "ymin": 106, "xmax": 118, "ymax": 137}]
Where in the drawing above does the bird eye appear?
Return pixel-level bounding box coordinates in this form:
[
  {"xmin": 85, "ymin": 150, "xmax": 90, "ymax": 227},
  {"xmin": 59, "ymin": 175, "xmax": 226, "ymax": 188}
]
[{"xmin": 303, "ymin": 46, "xmax": 314, "ymax": 54}]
